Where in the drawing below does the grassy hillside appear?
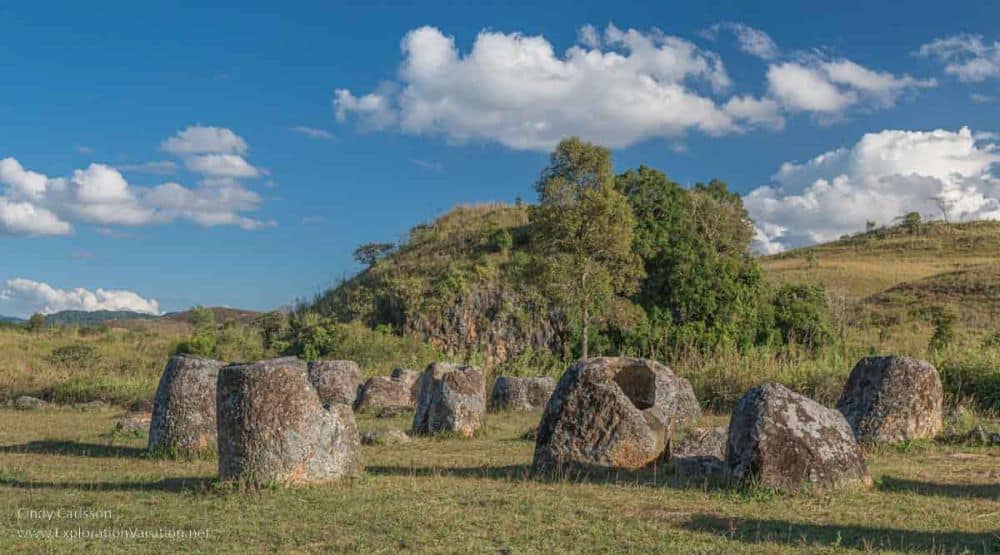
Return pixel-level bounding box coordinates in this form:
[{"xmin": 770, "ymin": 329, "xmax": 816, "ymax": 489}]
[{"xmin": 761, "ymin": 220, "xmax": 1000, "ymax": 301}]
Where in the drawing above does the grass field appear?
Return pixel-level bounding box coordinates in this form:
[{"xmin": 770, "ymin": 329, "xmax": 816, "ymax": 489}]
[{"xmin": 0, "ymin": 408, "xmax": 997, "ymax": 553}]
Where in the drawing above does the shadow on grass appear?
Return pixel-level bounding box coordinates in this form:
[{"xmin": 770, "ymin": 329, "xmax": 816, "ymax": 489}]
[
  {"xmin": 878, "ymin": 476, "xmax": 1000, "ymax": 500},
  {"xmin": 0, "ymin": 440, "xmax": 146, "ymax": 458},
  {"xmin": 683, "ymin": 514, "xmax": 998, "ymax": 552},
  {"xmin": 0, "ymin": 476, "xmax": 215, "ymax": 493},
  {"xmin": 366, "ymin": 462, "xmax": 726, "ymax": 490}
]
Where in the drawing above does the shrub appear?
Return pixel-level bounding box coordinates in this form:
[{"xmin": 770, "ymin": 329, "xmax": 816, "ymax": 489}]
[
  {"xmin": 770, "ymin": 284, "xmax": 835, "ymax": 352},
  {"xmin": 48, "ymin": 344, "xmax": 101, "ymax": 370}
]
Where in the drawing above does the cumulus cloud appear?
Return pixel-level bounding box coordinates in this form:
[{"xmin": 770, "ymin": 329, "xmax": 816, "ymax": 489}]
[
  {"xmin": 703, "ymin": 22, "xmax": 779, "ymax": 60},
  {"xmin": 335, "ymin": 24, "xmax": 791, "ymax": 150},
  {"xmin": 0, "ymin": 158, "xmax": 269, "ymax": 235},
  {"xmin": 160, "ymin": 126, "xmax": 248, "ymax": 155},
  {"xmin": 746, "ymin": 127, "xmax": 1000, "ymax": 253},
  {"xmin": 160, "ymin": 126, "xmax": 261, "ymax": 180},
  {"xmin": 0, "ymin": 125, "xmax": 273, "ymax": 236},
  {"xmin": 766, "ymin": 59, "xmax": 935, "ymax": 116},
  {"xmin": 335, "ymin": 25, "xmax": 937, "ymax": 150},
  {"xmin": 0, "ymin": 278, "xmax": 161, "ymax": 316},
  {"xmin": 918, "ymin": 34, "xmax": 1000, "ymax": 82}
]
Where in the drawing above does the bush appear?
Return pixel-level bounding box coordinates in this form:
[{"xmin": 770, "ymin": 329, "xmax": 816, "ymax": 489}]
[
  {"xmin": 48, "ymin": 344, "xmax": 101, "ymax": 370},
  {"xmin": 770, "ymin": 284, "xmax": 835, "ymax": 352}
]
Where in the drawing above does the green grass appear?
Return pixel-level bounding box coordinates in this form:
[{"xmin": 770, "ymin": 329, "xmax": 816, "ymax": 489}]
[{"xmin": 0, "ymin": 408, "xmax": 996, "ymax": 553}]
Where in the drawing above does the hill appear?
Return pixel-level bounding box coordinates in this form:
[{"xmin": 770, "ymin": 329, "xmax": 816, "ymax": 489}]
[
  {"xmin": 162, "ymin": 306, "xmax": 261, "ymax": 325},
  {"xmin": 0, "ymin": 315, "xmax": 24, "ymax": 324},
  {"xmin": 761, "ymin": 220, "xmax": 1000, "ymax": 300},
  {"xmin": 43, "ymin": 310, "xmax": 159, "ymax": 326}
]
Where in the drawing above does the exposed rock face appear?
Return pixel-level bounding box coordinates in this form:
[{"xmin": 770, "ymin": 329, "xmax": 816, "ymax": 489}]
[
  {"xmin": 217, "ymin": 358, "xmax": 362, "ymax": 485},
  {"xmin": 14, "ymin": 395, "xmax": 48, "ymax": 410},
  {"xmin": 148, "ymin": 355, "xmax": 223, "ymax": 455},
  {"xmin": 307, "ymin": 360, "xmax": 363, "ymax": 406},
  {"xmin": 532, "ymin": 357, "xmax": 702, "ymax": 474},
  {"xmin": 391, "ymin": 368, "xmax": 422, "ymax": 404},
  {"xmin": 360, "ymin": 429, "xmax": 411, "ymax": 446},
  {"xmin": 489, "ymin": 376, "xmax": 556, "ymax": 411},
  {"xmin": 411, "ymin": 363, "xmax": 486, "ymax": 437},
  {"xmin": 836, "ymin": 356, "xmax": 944, "ymax": 444},
  {"xmin": 355, "ymin": 376, "xmax": 415, "ymax": 416},
  {"xmin": 727, "ymin": 383, "xmax": 871, "ymax": 491}
]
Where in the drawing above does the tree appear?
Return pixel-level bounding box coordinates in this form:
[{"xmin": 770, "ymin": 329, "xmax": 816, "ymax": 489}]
[
  {"xmin": 616, "ymin": 168, "xmax": 769, "ymax": 352},
  {"xmin": 353, "ymin": 242, "xmax": 395, "ymax": 267},
  {"xmin": 901, "ymin": 211, "xmax": 922, "ymax": 234},
  {"xmin": 254, "ymin": 310, "xmax": 286, "ymax": 350},
  {"xmin": 531, "ymin": 138, "xmax": 644, "ymax": 359},
  {"xmin": 27, "ymin": 313, "xmax": 45, "ymax": 333}
]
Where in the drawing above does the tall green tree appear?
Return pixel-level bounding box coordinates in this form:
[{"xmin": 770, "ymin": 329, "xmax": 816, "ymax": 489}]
[
  {"xmin": 531, "ymin": 138, "xmax": 644, "ymax": 359},
  {"xmin": 616, "ymin": 168, "xmax": 768, "ymax": 351}
]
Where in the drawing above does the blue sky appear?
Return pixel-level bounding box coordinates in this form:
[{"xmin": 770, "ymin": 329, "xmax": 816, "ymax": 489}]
[{"xmin": 1, "ymin": 1, "xmax": 998, "ymax": 316}]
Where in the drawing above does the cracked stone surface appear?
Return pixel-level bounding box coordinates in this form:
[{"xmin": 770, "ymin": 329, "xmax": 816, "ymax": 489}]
[
  {"xmin": 411, "ymin": 363, "xmax": 486, "ymax": 438},
  {"xmin": 532, "ymin": 357, "xmax": 702, "ymax": 474},
  {"xmin": 727, "ymin": 382, "xmax": 871, "ymax": 491},
  {"xmin": 217, "ymin": 357, "xmax": 362, "ymax": 485},
  {"xmin": 148, "ymin": 355, "xmax": 223, "ymax": 456},
  {"xmin": 836, "ymin": 356, "xmax": 943, "ymax": 444}
]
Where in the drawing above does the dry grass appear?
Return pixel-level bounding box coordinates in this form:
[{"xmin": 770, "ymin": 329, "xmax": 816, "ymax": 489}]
[{"xmin": 0, "ymin": 408, "xmax": 996, "ymax": 553}]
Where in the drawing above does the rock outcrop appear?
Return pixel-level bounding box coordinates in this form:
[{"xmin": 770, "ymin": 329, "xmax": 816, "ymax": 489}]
[
  {"xmin": 217, "ymin": 357, "xmax": 362, "ymax": 485},
  {"xmin": 836, "ymin": 356, "xmax": 943, "ymax": 444},
  {"xmin": 148, "ymin": 355, "xmax": 223, "ymax": 455},
  {"xmin": 488, "ymin": 376, "xmax": 555, "ymax": 411},
  {"xmin": 411, "ymin": 363, "xmax": 486, "ymax": 437},
  {"xmin": 727, "ymin": 383, "xmax": 871, "ymax": 491},
  {"xmin": 307, "ymin": 360, "xmax": 363, "ymax": 406},
  {"xmin": 532, "ymin": 357, "xmax": 702, "ymax": 474}
]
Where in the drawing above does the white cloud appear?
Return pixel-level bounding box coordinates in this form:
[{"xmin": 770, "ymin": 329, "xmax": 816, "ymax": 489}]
[
  {"xmin": 703, "ymin": 22, "xmax": 779, "ymax": 60},
  {"xmin": 0, "ymin": 278, "xmax": 161, "ymax": 317},
  {"xmin": 746, "ymin": 127, "xmax": 1000, "ymax": 253},
  {"xmin": 334, "ymin": 24, "xmax": 785, "ymax": 150},
  {"xmin": 184, "ymin": 154, "xmax": 262, "ymax": 178},
  {"xmin": 918, "ymin": 34, "xmax": 1000, "ymax": 82},
  {"xmin": 766, "ymin": 60, "xmax": 934, "ymax": 116},
  {"xmin": 335, "ymin": 25, "xmax": 935, "ymax": 150},
  {"xmin": 0, "ymin": 157, "xmax": 269, "ymax": 235},
  {"xmin": 160, "ymin": 126, "xmax": 248, "ymax": 155},
  {"xmin": 290, "ymin": 126, "xmax": 334, "ymax": 140},
  {"xmin": 160, "ymin": 126, "xmax": 261, "ymax": 179}
]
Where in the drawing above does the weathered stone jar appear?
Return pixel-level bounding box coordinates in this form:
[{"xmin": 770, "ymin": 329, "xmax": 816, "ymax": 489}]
[
  {"xmin": 532, "ymin": 357, "xmax": 701, "ymax": 474},
  {"xmin": 148, "ymin": 355, "xmax": 224, "ymax": 456},
  {"xmin": 216, "ymin": 357, "xmax": 362, "ymax": 485},
  {"xmin": 836, "ymin": 356, "xmax": 943, "ymax": 444},
  {"xmin": 411, "ymin": 363, "xmax": 486, "ymax": 437},
  {"xmin": 727, "ymin": 382, "xmax": 872, "ymax": 491}
]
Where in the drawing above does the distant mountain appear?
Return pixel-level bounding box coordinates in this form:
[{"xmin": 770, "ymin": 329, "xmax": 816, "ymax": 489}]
[
  {"xmin": 162, "ymin": 307, "xmax": 261, "ymax": 325},
  {"xmin": 0, "ymin": 315, "xmax": 24, "ymax": 324},
  {"xmin": 43, "ymin": 310, "xmax": 159, "ymax": 326}
]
